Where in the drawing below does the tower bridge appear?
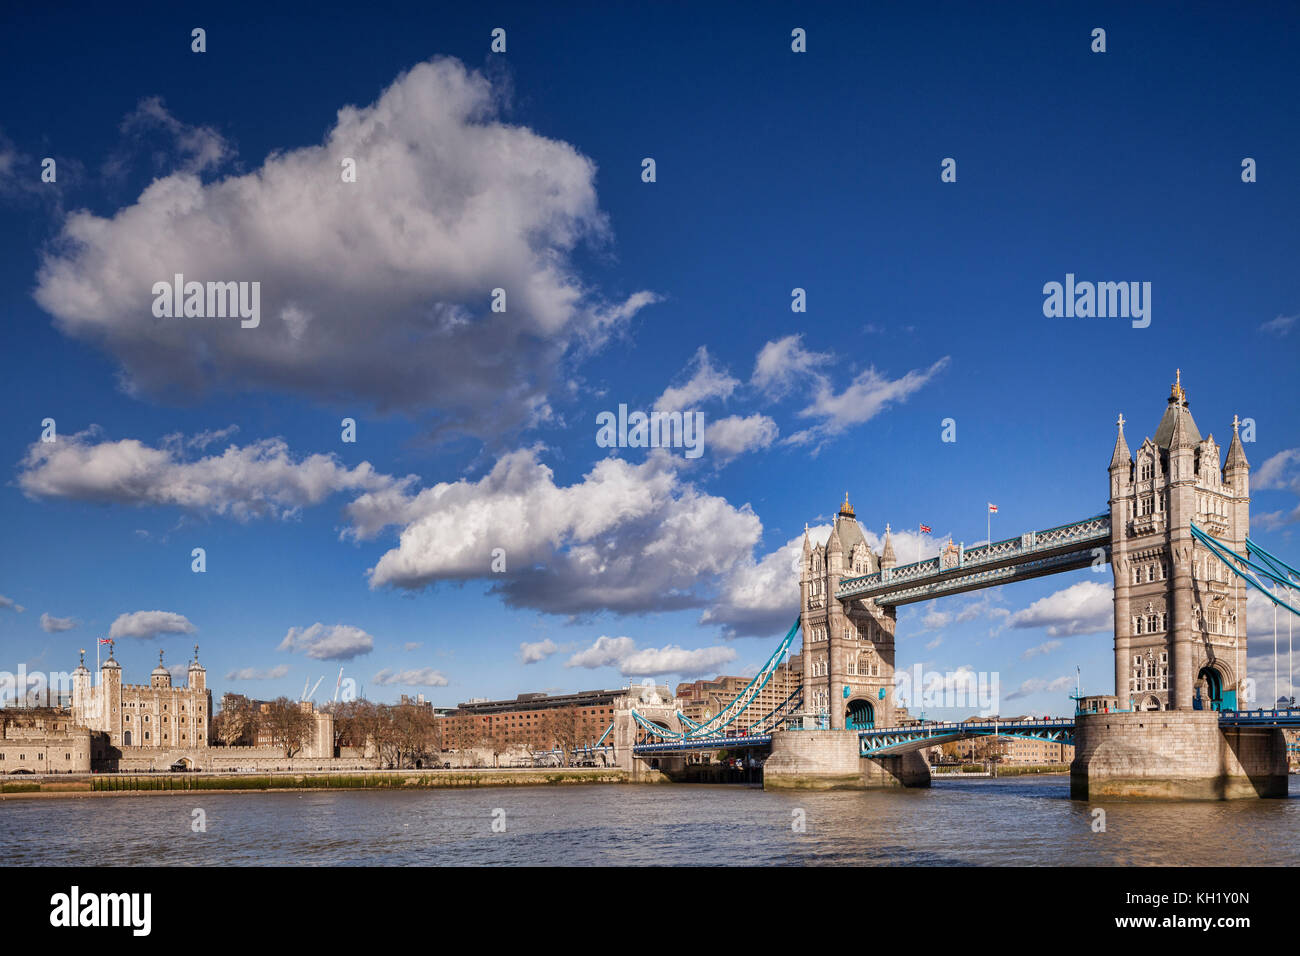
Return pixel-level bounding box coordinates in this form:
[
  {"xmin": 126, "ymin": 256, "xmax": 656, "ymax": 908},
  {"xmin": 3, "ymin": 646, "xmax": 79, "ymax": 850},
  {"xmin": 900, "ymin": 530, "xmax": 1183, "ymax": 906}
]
[{"xmin": 621, "ymin": 373, "xmax": 1300, "ymax": 799}]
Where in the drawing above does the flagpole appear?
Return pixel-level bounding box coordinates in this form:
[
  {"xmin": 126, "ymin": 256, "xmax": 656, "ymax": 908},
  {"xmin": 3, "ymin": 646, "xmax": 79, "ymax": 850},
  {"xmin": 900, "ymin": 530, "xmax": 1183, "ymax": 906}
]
[{"xmin": 987, "ymin": 504, "xmax": 991, "ymax": 552}]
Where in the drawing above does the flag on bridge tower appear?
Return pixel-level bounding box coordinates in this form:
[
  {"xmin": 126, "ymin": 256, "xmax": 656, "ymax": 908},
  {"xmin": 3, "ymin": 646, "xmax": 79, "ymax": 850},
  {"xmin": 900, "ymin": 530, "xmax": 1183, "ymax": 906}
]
[
  {"xmin": 919, "ymin": 524, "xmax": 932, "ymax": 534},
  {"xmin": 987, "ymin": 503, "xmax": 998, "ymax": 514}
]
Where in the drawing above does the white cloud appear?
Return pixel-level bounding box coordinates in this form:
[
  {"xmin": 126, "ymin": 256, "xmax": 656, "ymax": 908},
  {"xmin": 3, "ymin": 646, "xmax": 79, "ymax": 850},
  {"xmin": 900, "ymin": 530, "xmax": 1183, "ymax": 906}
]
[
  {"xmin": 40, "ymin": 613, "xmax": 78, "ymax": 633},
  {"xmin": 1022, "ymin": 639, "xmax": 1062, "ymax": 660},
  {"xmin": 1005, "ymin": 675, "xmax": 1074, "ymax": 701},
  {"xmin": 372, "ymin": 667, "xmax": 448, "ymax": 687},
  {"xmin": 700, "ymin": 524, "xmax": 831, "ymax": 638},
  {"xmin": 1260, "ymin": 313, "xmax": 1298, "ymax": 336},
  {"xmin": 279, "ymin": 623, "xmax": 374, "ymax": 661},
  {"xmin": 519, "ymin": 638, "xmax": 559, "ymax": 664},
  {"xmin": 0, "ymin": 595, "xmax": 24, "ymax": 613},
  {"xmin": 751, "ymin": 334, "xmax": 831, "ymax": 398},
  {"xmin": 1008, "ymin": 581, "xmax": 1112, "ymax": 636},
  {"xmin": 565, "ymin": 635, "xmax": 736, "ymax": 678},
  {"xmin": 1255, "ymin": 448, "xmax": 1300, "ymax": 491},
  {"xmin": 226, "ymin": 665, "xmax": 291, "ymax": 681},
  {"xmin": 704, "ymin": 414, "xmax": 778, "ymax": 459},
  {"xmin": 19, "ymin": 428, "xmax": 400, "ymax": 520},
  {"xmin": 785, "ymin": 357, "xmax": 950, "ymax": 446},
  {"xmin": 655, "ymin": 347, "xmax": 739, "ymax": 412},
  {"xmin": 922, "ymin": 610, "xmax": 951, "ymax": 631},
  {"xmin": 109, "ymin": 610, "xmax": 196, "ymax": 640},
  {"xmin": 351, "ymin": 448, "xmax": 762, "ymax": 617},
  {"xmin": 403, "ymin": 642, "xmax": 423, "ymax": 652},
  {"xmin": 33, "ymin": 58, "xmax": 656, "ymax": 444}
]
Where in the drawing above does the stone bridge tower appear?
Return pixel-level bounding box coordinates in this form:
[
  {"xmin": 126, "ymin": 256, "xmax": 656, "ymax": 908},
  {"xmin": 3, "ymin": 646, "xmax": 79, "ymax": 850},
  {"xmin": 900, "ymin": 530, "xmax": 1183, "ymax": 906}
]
[
  {"xmin": 1108, "ymin": 372, "xmax": 1249, "ymax": 712},
  {"xmin": 800, "ymin": 495, "xmax": 898, "ymax": 730}
]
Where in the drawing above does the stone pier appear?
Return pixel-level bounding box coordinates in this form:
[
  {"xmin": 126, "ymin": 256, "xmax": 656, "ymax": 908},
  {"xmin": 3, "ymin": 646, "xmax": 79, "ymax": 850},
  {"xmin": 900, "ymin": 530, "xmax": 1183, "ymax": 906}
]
[
  {"xmin": 763, "ymin": 729, "xmax": 931, "ymax": 790},
  {"xmin": 1070, "ymin": 711, "xmax": 1288, "ymax": 800}
]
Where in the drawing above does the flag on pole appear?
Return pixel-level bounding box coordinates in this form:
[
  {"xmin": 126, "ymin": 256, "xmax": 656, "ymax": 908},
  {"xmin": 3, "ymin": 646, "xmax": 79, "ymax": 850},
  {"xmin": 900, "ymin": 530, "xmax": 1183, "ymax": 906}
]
[
  {"xmin": 919, "ymin": 524, "xmax": 932, "ymax": 534},
  {"xmin": 98, "ymin": 638, "xmax": 114, "ymax": 645},
  {"xmin": 987, "ymin": 503, "xmax": 998, "ymax": 514}
]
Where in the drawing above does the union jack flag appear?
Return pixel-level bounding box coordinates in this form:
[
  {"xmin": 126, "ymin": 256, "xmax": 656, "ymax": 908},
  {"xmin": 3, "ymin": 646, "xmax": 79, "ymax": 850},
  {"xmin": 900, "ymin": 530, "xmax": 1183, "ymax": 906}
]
[
  {"xmin": 987, "ymin": 503, "xmax": 998, "ymax": 514},
  {"xmin": 98, "ymin": 638, "xmax": 114, "ymax": 645},
  {"xmin": 919, "ymin": 524, "xmax": 932, "ymax": 534}
]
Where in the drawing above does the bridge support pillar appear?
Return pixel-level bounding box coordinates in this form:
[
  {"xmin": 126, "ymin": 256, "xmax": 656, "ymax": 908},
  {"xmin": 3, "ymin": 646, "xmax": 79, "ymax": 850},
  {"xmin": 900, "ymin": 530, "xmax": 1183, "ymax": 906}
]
[
  {"xmin": 763, "ymin": 730, "xmax": 931, "ymax": 790},
  {"xmin": 1070, "ymin": 712, "xmax": 1287, "ymax": 800}
]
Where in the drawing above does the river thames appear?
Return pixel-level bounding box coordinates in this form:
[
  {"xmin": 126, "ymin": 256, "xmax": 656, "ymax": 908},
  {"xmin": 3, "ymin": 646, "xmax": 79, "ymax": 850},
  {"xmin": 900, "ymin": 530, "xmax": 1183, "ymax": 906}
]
[{"xmin": 5, "ymin": 776, "xmax": 1300, "ymax": 866}]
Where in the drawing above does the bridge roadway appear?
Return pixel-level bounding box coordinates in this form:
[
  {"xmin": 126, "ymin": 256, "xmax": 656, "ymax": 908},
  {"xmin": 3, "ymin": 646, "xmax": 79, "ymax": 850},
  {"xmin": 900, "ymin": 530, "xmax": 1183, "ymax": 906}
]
[
  {"xmin": 631, "ymin": 710, "xmax": 1300, "ymax": 759},
  {"xmin": 837, "ymin": 514, "xmax": 1112, "ymax": 606}
]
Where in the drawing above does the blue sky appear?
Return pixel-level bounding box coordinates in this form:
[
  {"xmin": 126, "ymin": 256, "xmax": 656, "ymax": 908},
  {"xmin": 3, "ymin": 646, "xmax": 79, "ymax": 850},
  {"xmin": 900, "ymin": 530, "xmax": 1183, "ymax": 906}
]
[{"xmin": 1, "ymin": 2, "xmax": 1298, "ymax": 717}]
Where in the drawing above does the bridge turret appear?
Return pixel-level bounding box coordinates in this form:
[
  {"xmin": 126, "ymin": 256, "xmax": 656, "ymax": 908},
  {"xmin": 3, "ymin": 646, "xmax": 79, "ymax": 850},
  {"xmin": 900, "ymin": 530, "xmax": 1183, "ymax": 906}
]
[
  {"xmin": 880, "ymin": 524, "xmax": 897, "ymax": 570},
  {"xmin": 1224, "ymin": 415, "xmax": 1249, "ymax": 494},
  {"xmin": 1109, "ymin": 414, "xmax": 1134, "ymax": 709}
]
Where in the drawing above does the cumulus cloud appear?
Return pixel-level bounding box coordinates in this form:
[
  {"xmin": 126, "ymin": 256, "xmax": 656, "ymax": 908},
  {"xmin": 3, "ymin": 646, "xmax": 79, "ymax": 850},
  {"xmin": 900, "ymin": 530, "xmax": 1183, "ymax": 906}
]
[
  {"xmin": 0, "ymin": 595, "xmax": 24, "ymax": 613},
  {"xmin": 19, "ymin": 428, "xmax": 400, "ymax": 520},
  {"xmin": 110, "ymin": 96, "xmax": 234, "ymax": 177},
  {"xmin": 704, "ymin": 414, "xmax": 778, "ymax": 460},
  {"xmin": 699, "ymin": 524, "xmax": 830, "ymax": 638},
  {"xmin": 1007, "ymin": 581, "xmax": 1113, "ymax": 636},
  {"xmin": 226, "ymin": 664, "xmax": 291, "ymax": 681},
  {"xmin": 565, "ymin": 635, "xmax": 735, "ymax": 678},
  {"xmin": 109, "ymin": 610, "xmax": 197, "ymax": 640},
  {"xmin": 350, "ymin": 447, "xmax": 761, "ymax": 617},
  {"xmin": 40, "ymin": 613, "xmax": 78, "ymax": 633},
  {"xmin": 279, "ymin": 623, "xmax": 374, "ymax": 661},
  {"xmin": 519, "ymin": 638, "xmax": 559, "ymax": 664},
  {"xmin": 751, "ymin": 334, "xmax": 831, "ymax": 398},
  {"xmin": 33, "ymin": 58, "xmax": 656, "ymax": 444},
  {"xmin": 372, "ymin": 667, "xmax": 448, "ymax": 687},
  {"xmin": 1252, "ymin": 448, "xmax": 1300, "ymax": 529}
]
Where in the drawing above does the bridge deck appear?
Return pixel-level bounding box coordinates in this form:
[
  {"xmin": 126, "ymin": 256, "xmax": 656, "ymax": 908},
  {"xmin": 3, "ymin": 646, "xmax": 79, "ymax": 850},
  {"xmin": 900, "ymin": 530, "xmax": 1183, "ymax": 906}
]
[{"xmin": 837, "ymin": 514, "xmax": 1111, "ymax": 606}]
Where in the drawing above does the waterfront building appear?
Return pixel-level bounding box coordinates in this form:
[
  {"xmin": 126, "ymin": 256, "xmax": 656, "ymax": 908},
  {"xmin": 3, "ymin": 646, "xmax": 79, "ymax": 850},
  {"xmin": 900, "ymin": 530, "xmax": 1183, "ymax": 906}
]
[
  {"xmin": 71, "ymin": 646, "xmax": 211, "ymax": 751},
  {"xmin": 0, "ymin": 709, "xmax": 91, "ymax": 773}
]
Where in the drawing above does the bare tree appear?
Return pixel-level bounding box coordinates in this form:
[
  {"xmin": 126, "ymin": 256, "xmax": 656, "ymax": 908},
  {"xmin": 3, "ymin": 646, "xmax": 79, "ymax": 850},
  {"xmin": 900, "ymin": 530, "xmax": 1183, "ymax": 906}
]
[
  {"xmin": 541, "ymin": 707, "xmax": 579, "ymax": 767},
  {"xmin": 213, "ymin": 695, "xmax": 258, "ymax": 747},
  {"xmin": 261, "ymin": 697, "xmax": 315, "ymax": 757}
]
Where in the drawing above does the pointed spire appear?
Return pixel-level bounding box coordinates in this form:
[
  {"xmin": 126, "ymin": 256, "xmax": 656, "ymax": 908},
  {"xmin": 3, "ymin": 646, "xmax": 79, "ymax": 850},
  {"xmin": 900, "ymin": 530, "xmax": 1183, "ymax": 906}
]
[
  {"xmin": 881, "ymin": 523, "xmax": 897, "ymax": 569},
  {"xmin": 802, "ymin": 523, "xmax": 811, "ymax": 555},
  {"xmin": 1225, "ymin": 414, "xmax": 1249, "ymax": 472},
  {"xmin": 1170, "ymin": 396, "xmax": 1195, "ymax": 450},
  {"xmin": 827, "ymin": 522, "xmax": 842, "ymax": 554},
  {"xmin": 1109, "ymin": 413, "xmax": 1131, "ymax": 470}
]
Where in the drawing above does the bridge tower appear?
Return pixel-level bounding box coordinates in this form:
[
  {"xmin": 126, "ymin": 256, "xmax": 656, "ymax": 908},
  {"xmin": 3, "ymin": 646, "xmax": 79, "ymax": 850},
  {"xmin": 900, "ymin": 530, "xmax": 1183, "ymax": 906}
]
[
  {"xmin": 1107, "ymin": 372, "xmax": 1249, "ymax": 712},
  {"xmin": 800, "ymin": 495, "xmax": 898, "ymax": 731}
]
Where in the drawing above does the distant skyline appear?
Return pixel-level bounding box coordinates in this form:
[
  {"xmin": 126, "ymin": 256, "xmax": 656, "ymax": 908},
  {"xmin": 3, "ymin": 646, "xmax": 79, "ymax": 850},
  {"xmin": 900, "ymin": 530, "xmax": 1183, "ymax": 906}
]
[{"xmin": 2, "ymin": 3, "xmax": 1298, "ymax": 718}]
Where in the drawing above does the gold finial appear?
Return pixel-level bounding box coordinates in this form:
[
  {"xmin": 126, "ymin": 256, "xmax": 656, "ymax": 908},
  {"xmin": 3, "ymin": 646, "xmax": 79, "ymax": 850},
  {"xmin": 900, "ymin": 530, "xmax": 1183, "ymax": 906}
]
[
  {"xmin": 1169, "ymin": 369, "xmax": 1186, "ymax": 405},
  {"xmin": 159, "ymin": 649, "xmax": 165, "ymax": 666},
  {"xmin": 79, "ymin": 648, "xmax": 85, "ymax": 666},
  {"xmin": 194, "ymin": 643, "xmax": 200, "ymax": 662}
]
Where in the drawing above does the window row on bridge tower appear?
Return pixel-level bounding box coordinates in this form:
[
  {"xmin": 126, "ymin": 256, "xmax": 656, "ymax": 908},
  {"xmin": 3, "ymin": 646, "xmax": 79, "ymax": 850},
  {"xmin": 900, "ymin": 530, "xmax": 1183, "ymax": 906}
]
[{"xmin": 1133, "ymin": 613, "xmax": 1168, "ymax": 635}]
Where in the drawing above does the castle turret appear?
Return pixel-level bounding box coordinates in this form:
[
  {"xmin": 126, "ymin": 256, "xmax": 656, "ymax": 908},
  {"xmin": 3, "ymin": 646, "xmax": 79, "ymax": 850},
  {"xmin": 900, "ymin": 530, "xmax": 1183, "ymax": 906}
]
[{"xmin": 150, "ymin": 650, "xmax": 172, "ymax": 689}]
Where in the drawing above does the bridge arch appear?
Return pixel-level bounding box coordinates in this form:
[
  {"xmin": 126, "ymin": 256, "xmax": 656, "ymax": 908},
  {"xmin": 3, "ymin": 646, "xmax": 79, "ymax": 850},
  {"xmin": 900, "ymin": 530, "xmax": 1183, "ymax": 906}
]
[
  {"xmin": 1138, "ymin": 694, "xmax": 1163, "ymax": 711},
  {"xmin": 1195, "ymin": 664, "xmax": 1232, "ymax": 711},
  {"xmin": 846, "ymin": 698, "xmax": 875, "ymax": 730}
]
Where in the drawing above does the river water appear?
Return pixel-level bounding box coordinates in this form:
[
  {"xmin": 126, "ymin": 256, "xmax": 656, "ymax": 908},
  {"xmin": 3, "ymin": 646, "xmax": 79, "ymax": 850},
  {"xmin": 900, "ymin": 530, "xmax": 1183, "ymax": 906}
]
[{"xmin": 4, "ymin": 776, "xmax": 1299, "ymax": 866}]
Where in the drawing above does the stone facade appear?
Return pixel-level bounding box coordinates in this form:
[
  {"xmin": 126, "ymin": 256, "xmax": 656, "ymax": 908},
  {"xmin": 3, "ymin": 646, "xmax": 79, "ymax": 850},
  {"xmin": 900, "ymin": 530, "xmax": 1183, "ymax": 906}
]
[
  {"xmin": 800, "ymin": 496, "xmax": 897, "ymax": 730},
  {"xmin": 0, "ymin": 709, "xmax": 92, "ymax": 773},
  {"xmin": 1108, "ymin": 372, "xmax": 1249, "ymax": 711},
  {"xmin": 71, "ymin": 647, "xmax": 212, "ymax": 751},
  {"xmin": 764, "ymin": 730, "xmax": 930, "ymax": 790},
  {"xmin": 1070, "ymin": 711, "xmax": 1286, "ymax": 799}
]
